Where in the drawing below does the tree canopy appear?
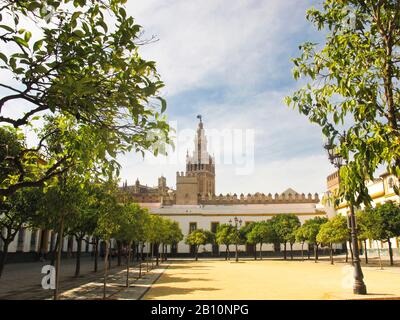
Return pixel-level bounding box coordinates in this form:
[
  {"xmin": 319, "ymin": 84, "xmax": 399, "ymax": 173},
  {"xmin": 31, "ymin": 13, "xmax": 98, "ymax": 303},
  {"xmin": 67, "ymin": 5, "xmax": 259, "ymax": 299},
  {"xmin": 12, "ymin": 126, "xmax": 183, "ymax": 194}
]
[
  {"xmin": 0, "ymin": 0, "xmax": 170, "ymax": 197},
  {"xmin": 286, "ymin": 0, "xmax": 400, "ymax": 204}
]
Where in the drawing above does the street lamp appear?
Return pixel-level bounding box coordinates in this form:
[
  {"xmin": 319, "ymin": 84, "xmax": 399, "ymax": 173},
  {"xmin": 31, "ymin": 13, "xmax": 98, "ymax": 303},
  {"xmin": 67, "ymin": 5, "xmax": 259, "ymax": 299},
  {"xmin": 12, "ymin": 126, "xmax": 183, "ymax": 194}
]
[
  {"xmin": 324, "ymin": 139, "xmax": 367, "ymax": 295},
  {"xmin": 229, "ymin": 217, "xmax": 242, "ymax": 262}
]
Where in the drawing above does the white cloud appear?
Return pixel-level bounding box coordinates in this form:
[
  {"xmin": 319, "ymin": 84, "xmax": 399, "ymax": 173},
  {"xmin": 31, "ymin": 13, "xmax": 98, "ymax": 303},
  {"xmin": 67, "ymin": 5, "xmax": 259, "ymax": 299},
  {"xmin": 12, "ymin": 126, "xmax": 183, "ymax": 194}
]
[
  {"xmin": 116, "ymin": 0, "xmax": 332, "ymax": 194},
  {"xmin": 128, "ymin": 0, "xmax": 314, "ymax": 96}
]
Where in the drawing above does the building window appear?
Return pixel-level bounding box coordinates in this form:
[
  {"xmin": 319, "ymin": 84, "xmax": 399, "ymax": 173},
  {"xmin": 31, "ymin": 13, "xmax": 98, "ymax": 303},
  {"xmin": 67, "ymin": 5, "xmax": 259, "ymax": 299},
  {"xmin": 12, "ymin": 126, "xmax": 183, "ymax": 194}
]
[
  {"xmin": 30, "ymin": 229, "xmax": 38, "ymax": 252},
  {"xmin": 189, "ymin": 222, "xmax": 197, "ymax": 233},
  {"xmin": 211, "ymin": 222, "xmax": 219, "ymax": 233},
  {"xmin": 17, "ymin": 227, "xmax": 26, "ymax": 252}
]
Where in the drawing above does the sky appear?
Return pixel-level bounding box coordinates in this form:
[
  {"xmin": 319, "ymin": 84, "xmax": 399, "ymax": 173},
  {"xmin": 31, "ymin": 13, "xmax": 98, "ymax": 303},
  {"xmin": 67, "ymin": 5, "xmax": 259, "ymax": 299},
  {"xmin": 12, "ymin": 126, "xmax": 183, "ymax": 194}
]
[
  {"xmin": 117, "ymin": 0, "xmax": 334, "ymax": 195},
  {"xmin": 0, "ymin": 0, "xmax": 334, "ymax": 195}
]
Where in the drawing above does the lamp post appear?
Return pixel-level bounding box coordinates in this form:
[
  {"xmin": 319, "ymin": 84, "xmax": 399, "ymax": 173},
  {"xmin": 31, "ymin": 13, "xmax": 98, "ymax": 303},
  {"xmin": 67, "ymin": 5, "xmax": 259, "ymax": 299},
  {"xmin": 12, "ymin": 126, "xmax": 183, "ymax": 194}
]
[
  {"xmin": 229, "ymin": 217, "xmax": 242, "ymax": 262},
  {"xmin": 324, "ymin": 139, "xmax": 367, "ymax": 295}
]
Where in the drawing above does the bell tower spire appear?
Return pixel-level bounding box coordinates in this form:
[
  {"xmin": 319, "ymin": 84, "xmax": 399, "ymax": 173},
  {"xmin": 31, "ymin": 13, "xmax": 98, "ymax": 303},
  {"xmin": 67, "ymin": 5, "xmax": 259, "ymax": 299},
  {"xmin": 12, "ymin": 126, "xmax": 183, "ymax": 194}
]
[{"xmin": 184, "ymin": 115, "xmax": 215, "ymax": 195}]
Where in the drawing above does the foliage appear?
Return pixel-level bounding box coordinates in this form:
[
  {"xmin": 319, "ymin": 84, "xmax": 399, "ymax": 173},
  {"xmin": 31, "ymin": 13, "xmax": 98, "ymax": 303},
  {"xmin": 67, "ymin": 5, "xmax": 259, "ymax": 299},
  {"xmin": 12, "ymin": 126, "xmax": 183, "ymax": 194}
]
[
  {"xmin": 215, "ymin": 224, "xmax": 234, "ymax": 246},
  {"xmin": 164, "ymin": 220, "xmax": 184, "ymax": 245},
  {"xmin": 317, "ymin": 215, "xmax": 348, "ymax": 245},
  {"xmin": 0, "ymin": 0, "xmax": 170, "ymax": 197},
  {"xmin": 114, "ymin": 202, "xmax": 148, "ymax": 245},
  {"xmin": 185, "ymin": 229, "xmax": 208, "ymax": 247},
  {"xmin": 0, "ymin": 187, "xmax": 42, "ymax": 244},
  {"xmin": 270, "ymin": 214, "xmax": 301, "ymax": 244},
  {"xmin": 247, "ymin": 220, "xmax": 277, "ymax": 246},
  {"xmin": 94, "ymin": 182, "xmax": 121, "ymax": 241},
  {"xmin": 373, "ymin": 202, "xmax": 400, "ymax": 240},
  {"xmin": 294, "ymin": 225, "xmax": 308, "ymax": 244},
  {"xmin": 286, "ymin": 0, "xmax": 400, "ymax": 203},
  {"xmin": 356, "ymin": 207, "xmax": 384, "ymax": 241},
  {"xmin": 301, "ymin": 216, "xmax": 329, "ymax": 245}
]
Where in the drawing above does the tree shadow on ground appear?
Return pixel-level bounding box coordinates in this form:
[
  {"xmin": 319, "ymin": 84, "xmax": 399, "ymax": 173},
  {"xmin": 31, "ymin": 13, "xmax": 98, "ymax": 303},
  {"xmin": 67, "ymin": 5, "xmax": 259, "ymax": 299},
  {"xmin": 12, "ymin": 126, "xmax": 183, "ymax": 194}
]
[
  {"xmin": 156, "ymin": 274, "xmax": 212, "ymax": 284},
  {"xmin": 167, "ymin": 265, "xmax": 213, "ymax": 271},
  {"xmin": 144, "ymin": 285, "xmax": 220, "ymax": 299}
]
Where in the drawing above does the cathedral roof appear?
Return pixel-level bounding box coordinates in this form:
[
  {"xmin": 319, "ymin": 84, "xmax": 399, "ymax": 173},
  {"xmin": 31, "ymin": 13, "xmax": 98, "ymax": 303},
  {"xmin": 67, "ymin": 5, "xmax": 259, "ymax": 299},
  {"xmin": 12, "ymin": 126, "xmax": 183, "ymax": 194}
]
[{"xmin": 281, "ymin": 188, "xmax": 299, "ymax": 196}]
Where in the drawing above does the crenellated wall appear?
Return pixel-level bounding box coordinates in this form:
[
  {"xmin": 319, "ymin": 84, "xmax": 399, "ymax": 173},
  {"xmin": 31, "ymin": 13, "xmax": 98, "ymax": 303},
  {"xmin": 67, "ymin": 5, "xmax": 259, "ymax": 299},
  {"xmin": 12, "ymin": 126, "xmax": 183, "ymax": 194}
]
[{"xmin": 197, "ymin": 192, "xmax": 320, "ymax": 205}]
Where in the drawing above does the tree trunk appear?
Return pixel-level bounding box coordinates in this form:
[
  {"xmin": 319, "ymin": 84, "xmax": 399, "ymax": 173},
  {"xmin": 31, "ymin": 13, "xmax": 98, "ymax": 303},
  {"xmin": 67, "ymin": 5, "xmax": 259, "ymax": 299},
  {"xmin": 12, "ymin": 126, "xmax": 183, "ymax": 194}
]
[
  {"xmin": 330, "ymin": 243, "xmax": 334, "ymax": 265},
  {"xmin": 50, "ymin": 233, "xmax": 59, "ymax": 266},
  {"xmin": 283, "ymin": 242, "xmax": 287, "ymax": 260},
  {"xmin": 301, "ymin": 243, "xmax": 304, "ymax": 261},
  {"xmin": 195, "ymin": 245, "xmax": 199, "ymax": 261},
  {"xmin": 126, "ymin": 241, "xmax": 131, "ymax": 287},
  {"xmin": 156, "ymin": 244, "xmax": 159, "ymax": 266},
  {"xmin": 344, "ymin": 241, "xmax": 348, "ymax": 263},
  {"xmin": 0, "ymin": 240, "xmax": 10, "ymax": 278},
  {"xmin": 259, "ymin": 243, "xmax": 263, "ymax": 260},
  {"xmin": 75, "ymin": 237, "xmax": 82, "ymax": 277},
  {"xmin": 138, "ymin": 242, "xmax": 143, "ymax": 278},
  {"xmin": 307, "ymin": 245, "xmax": 310, "ymax": 260},
  {"xmin": 364, "ymin": 240, "xmax": 368, "ymax": 264},
  {"xmin": 290, "ymin": 243, "xmax": 293, "ymax": 260},
  {"xmin": 314, "ymin": 243, "xmax": 319, "ymax": 262},
  {"xmin": 138, "ymin": 257, "xmax": 142, "ymax": 279},
  {"xmin": 54, "ymin": 215, "xmax": 64, "ymax": 300},
  {"xmin": 103, "ymin": 240, "xmax": 109, "ymax": 300},
  {"xmin": 151, "ymin": 243, "xmax": 154, "ymax": 269},
  {"xmin": 225, "ymin": 245, "xmax": 228, "ymax": 260},
  {"xmin": 94, "ymin": 238, "xmax": 99, "ymax": 272},
  {"xmin": 377, "ymin": 241, "xmax": 383, "ymax": 270},
  {"xmin": 146, "ymin": 243, "xmax": 149, "ymax": 272},
  {"xmin": 235, "ymin": 244, "xmax": 238, "ymax": 262},
  {"xmin": 117, "ymin": 241, "xmax": 122, "ymax": 267},
  {"xmin": 387, "ymin": 238, "xmax": 394, "ymax": 266}
]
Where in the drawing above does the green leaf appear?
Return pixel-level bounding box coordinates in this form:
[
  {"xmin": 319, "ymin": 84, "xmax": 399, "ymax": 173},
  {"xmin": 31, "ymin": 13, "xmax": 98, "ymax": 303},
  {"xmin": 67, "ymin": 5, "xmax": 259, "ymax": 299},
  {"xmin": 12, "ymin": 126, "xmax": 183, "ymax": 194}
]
[
  {"xmin": 33, "ymin": 39, "xmax": 43, "ymax": 51},
  {"xmin": 13, "ymin": 36, "xmax": 29, "ymax": 48},
  {"xmin": 0, "ymin": 52, "xmax": 7, "ymax": 64},
  {"xmin": 24, "ymin": 31, "xmax": 32, "ymax": 42},
  {"xmin": 0, "ymin": 24, "xmax": 14, "ymax": 32}
]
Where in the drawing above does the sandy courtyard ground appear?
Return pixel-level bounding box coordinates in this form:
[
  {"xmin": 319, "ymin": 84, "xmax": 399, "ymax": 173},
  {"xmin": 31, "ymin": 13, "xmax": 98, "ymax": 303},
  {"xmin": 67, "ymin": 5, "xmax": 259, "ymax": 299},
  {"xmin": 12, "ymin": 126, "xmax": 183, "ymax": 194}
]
[{"xmin": 143, "ymin": 259, "xmax": 400, "ymax": 300}]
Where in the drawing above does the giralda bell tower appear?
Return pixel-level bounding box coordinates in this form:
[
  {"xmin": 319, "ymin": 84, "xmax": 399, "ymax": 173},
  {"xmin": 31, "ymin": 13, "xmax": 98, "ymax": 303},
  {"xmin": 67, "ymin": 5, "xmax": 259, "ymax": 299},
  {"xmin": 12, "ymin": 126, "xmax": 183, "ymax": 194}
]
[{"xmin": 186, "ymin": 115, "xmax": 215, "ymax": 196}]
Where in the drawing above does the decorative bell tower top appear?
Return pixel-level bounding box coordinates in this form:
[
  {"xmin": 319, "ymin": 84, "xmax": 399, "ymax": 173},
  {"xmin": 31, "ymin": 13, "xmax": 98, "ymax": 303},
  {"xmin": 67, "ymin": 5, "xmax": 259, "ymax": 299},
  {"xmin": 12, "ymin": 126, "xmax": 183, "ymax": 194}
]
[{"xmin": 186, "ymin": 115, "xmax": 213, "ymax": 165}]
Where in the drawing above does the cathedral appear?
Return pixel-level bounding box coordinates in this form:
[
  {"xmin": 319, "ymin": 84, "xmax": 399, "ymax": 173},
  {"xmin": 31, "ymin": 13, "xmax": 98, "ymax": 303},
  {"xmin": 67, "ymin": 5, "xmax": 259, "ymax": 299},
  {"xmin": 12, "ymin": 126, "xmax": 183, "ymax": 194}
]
[{"xmin": 124, "ymin": 116, "xmax": 325, "ymax": 255}]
